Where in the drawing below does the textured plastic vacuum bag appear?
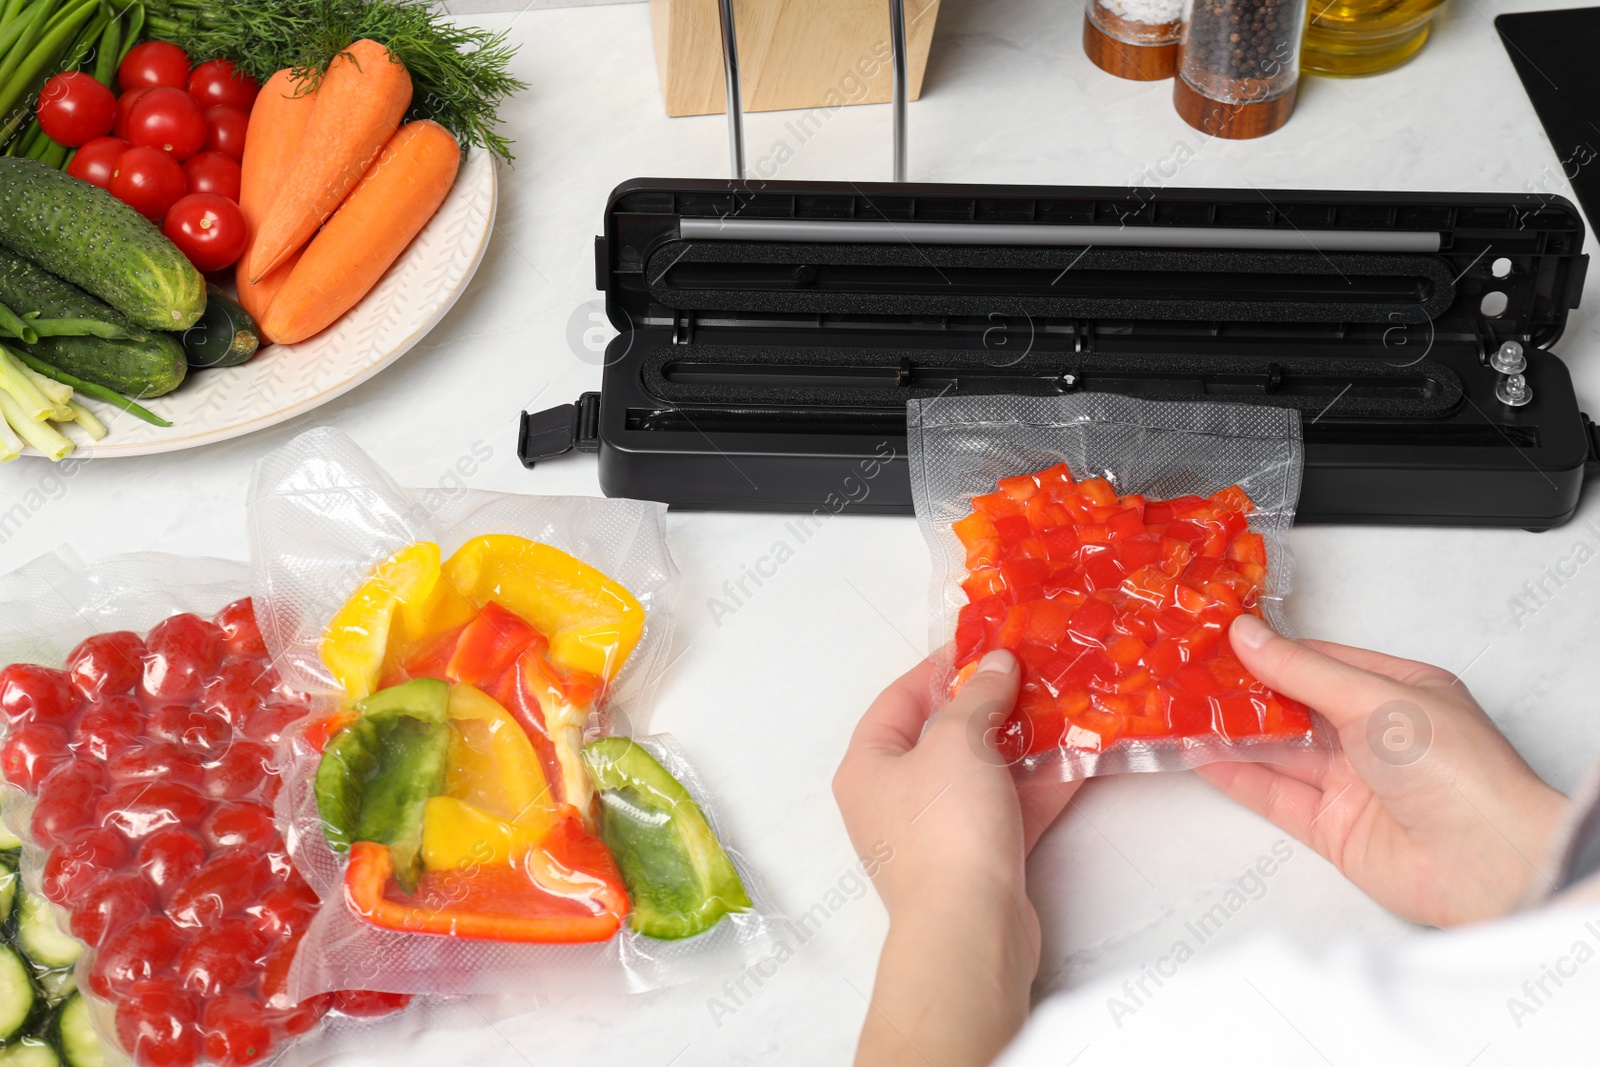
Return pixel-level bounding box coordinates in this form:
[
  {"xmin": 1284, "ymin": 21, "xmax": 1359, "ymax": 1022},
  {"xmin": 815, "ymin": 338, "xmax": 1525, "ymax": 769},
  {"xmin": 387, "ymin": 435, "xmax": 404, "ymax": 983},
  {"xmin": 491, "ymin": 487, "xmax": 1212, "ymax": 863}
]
[
  {"xmin": 908, "ymin": 393, "xmax": 1330, "ymax": 783},
  {"xmin": 248, "ymin": 429, "xmax": 783, "ymax": 999},
  {"xmin": 0, "ymin": 550, "xmax": 482, "ymax": 1067}
]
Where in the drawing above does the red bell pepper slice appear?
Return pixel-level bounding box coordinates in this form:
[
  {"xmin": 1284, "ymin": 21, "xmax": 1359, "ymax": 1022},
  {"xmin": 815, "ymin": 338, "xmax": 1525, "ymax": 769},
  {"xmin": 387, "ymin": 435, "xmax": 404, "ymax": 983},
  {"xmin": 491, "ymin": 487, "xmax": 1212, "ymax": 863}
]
[
  {"xmin": 446, "ymin": 601, "xmax": 546, "ymax": 690},
  {"xmin": 344, "ymin": 824, "xmax": 628, "ymax": 943}
]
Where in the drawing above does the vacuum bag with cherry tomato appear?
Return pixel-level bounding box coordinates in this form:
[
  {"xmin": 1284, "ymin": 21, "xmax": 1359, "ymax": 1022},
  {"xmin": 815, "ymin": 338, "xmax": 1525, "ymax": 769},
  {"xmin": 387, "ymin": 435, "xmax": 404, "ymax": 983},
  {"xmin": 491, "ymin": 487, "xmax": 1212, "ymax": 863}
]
[
  {"xmin": 0, "ymin": 549, "xmax": 498, "ymax": 1067},
  {"xmin": 248, "ymin": 429, "xmax": 781, "ymax": 1000},
  {"xmin": 908, "ymin": 393, "xmax": 1331, "ymax": 783}
]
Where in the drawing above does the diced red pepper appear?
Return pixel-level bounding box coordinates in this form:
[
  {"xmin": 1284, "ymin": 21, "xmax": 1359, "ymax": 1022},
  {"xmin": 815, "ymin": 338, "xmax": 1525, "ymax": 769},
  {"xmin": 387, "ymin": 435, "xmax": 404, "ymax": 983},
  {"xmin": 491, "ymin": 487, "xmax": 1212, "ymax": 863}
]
[{"xmin": 956, "ymin": 465, "xmax": 1308, "ymax": 757}]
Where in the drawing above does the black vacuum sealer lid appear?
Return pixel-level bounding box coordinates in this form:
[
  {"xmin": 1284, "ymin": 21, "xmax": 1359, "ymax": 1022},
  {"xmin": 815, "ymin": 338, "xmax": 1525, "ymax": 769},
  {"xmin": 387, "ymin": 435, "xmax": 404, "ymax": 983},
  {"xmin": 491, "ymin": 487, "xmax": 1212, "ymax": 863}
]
[{"xmin": 597, "ymin": 179, "xmax": 1588, "ymax": 358}]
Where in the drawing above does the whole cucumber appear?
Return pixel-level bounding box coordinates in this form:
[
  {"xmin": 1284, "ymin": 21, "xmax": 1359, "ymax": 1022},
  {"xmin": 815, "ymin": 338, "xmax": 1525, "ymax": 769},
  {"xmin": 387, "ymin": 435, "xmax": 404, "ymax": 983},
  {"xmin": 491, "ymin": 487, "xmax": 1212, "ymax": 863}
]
[
  {"xmin": 0, "ymin": 158, "xmax": 205, "ymax": 331},
  {"xmin": 0, "ymin": 246, "xmax": 185, "ymax": 398}
]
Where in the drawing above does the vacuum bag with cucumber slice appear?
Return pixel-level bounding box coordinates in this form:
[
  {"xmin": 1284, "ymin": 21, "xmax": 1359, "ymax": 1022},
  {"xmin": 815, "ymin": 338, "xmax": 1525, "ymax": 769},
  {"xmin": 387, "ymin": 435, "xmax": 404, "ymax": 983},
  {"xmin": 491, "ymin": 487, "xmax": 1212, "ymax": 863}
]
[
  {"xmin": 0, "ymin": 550, "xmax": 502, "ymax": 1067},
  {"xmin": 250, "ymin": 428, "xmax": 781, "ymax": 999}
]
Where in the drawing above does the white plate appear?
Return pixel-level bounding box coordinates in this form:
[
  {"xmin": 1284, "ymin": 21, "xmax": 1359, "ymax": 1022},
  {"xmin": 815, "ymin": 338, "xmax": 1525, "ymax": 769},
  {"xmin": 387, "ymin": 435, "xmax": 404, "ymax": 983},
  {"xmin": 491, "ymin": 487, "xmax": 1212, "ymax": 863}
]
[{"xmin": 28, "ymin": 147, "xmax": 497, "ymax": 458}]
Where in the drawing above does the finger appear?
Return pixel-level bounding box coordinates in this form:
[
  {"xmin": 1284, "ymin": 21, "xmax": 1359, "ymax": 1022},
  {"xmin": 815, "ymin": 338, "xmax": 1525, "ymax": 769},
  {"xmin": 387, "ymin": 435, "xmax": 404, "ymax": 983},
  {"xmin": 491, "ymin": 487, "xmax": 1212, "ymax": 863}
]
[
  {"xmin": 1300, "ymin": 639, "xmax": 1458, "ymax": 689},
  {"xmin": 923, "ymin": 649, "xmax": 1021, "ymax": 751},
  {"xmin": 1230, "ymin": 615, "xmax": 1400, "ymax": 731},
  {"xmin": 1020, "ymin": 777, "xmax": 1082, "ymax": 854},
  {"xmin": 847, "ymin": 658, "xmax": 939, "ymax": 757},
  {"xmin": 1193, "ymin": 760, "xmax": 1323, "ymax": 844}
]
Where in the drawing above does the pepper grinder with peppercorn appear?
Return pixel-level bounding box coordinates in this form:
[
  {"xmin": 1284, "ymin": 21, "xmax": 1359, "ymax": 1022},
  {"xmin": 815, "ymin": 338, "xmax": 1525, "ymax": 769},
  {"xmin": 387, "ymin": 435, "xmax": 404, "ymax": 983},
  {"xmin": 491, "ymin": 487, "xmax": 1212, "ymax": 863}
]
[{"xmin": 1174, "ymin": 0, "xmax": 1309, "ymax": 137}]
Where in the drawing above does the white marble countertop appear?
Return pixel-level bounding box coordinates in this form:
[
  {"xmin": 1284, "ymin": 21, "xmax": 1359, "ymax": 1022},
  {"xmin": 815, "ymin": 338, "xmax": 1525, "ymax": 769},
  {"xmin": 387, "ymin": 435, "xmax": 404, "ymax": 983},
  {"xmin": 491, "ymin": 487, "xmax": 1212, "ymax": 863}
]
[{"xmin": 5, "ymin": 0, "xmax": 1600, "ymax": 1063}]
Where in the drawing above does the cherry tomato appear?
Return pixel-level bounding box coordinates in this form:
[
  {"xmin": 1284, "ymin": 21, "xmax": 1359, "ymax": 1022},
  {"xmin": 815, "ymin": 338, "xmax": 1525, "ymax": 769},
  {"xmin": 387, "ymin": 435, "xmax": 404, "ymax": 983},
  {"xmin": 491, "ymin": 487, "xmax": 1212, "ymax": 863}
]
[
  {"xmin": 242, "ymin": 702, "xmax": 309, "ymax": 745},
  {"xmin": 187, "ymin": 59, "xmax": 258, "ymax": 112},
  {"xmin": 168, "ymin": 851, "xmax": 271, "ymax": 928},
  {"xmin": 67, "ymin": 630, "xmax": 147, "ymax": 698},
  {"xmin": 109, "ymin": 145, "xmax": 187, "ymax": 221},
  {"xmin": 328, "ymin": 990, "xmax": 412, "ymax": 1017},
  {"xmin": 116, "ymin": 978, "xmax": 201, "ymax": 1067},
  {"xmin": 147, "ymin": 704, "xmax": 230, "ymax": 754},
  {"xmin": 201, "ymin": 740, "xmax": 272, "ymax": 799},
  {"xmin": 1, "ymin": 721, "xmax": 70, "ymax": 792},
  {"xmin": 41, "ymin": 826, "xmax": 129, "ymax": 906},
  {"xmin": 256, "ymin": 932, "xmax": 306, "ymax": 1010},
  {"xmin": 113, "ymin": 87, "xmax": 151, "ymax": 138},
  {"xmin": 200, "ymin": 801, "xmax": 277, "ymax": 854},
  {"xmin": 72, "ymin": 695, "xmax": 144, "ymax": 761},
  {"xmin": 66, "ymin": 134, "xmax": 130, "ymax": 189},
  {"xmin": 70, "ymin": 869, "xmax": 155, "ymax": 947},
  {"xmin": 140, "ymin": 614, "xmax": 223, "ymax": 701},
  {"xmin": 178, "ymin": 918, "xmax": 266, "ymax": 996},
  {"xmin": 31, "ymin": 760, "xmax": 106, "ymax": 846},
  {"xmin": 214, "ymin": 599, "xmax": 267, "ymax": 658},
  {"xmin": 0, "ymin": 663, "xmax": 79, "ymax": 726},
  {"xmin": 201, "ymin": 104, "xmax": 248, "ymax": 161},
  {"xmin": 199, "ymin": 660, "xmax": 267, "ymax": 726},
  {"xmin": 163, "ymin": 193, "xmax": 248, "ymax": 272},
  {"xmin": 91, "ymin": 912, "xmax": 186, "ymax": 998},
  {"xmin": 181, "ymin": 149, "xmax": 240, "ymax": 200},
  {"xmin": 118, "ymin": 41, "xmax": 191, "ymax": 91},
  {"xmin": 136, "ymin": 827, "xmax": 207, "ymax": 904},
  {"xmin": 248, "ymin": 881, "xmax": 317, "ymax": 945},
  {"xmin": 107, "ymin": 742, "xmax": 204, "ymax": 789},
  {"xmin": 36, "ymin": 71, "xmax": 117, "ymax": 146},
  {"xmin": 203, "ymin": 993, "xmax": 276, "ymax": 1067},
  {"xmin": 97, "ymin": 780, "xmax": 211, "ymax": 840},
  {"xmin": 126, "ymin": 86, "xmax": 206, "ymax": 160}
]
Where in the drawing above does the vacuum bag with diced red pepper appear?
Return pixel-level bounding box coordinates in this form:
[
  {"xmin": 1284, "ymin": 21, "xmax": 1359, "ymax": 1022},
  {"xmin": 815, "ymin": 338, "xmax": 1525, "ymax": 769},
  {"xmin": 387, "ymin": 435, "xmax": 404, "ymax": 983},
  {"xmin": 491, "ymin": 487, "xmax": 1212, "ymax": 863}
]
[
  {"xmin": 0, "ymin": 550, "xmax": 504, "ymax": 1067},
  {"xmin": 247, "ymin": 429, "xmax": 782, "ymax": 1000},
  {"xmin": 908, "ymin": 393, "xmax": 1331, "ymax": 783}
]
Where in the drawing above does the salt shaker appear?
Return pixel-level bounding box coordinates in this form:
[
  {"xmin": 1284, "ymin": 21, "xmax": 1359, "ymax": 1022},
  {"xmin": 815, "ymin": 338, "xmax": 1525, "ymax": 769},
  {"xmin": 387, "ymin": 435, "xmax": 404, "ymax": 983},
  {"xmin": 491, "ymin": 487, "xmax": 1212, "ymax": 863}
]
[
  {"xmin": 1173, "ymin": 0, "xmax": 1308, "ymax": 137},
  {"xmin": 1083, "ymin": 0, "xmax": 1184, "ymax": 80}
]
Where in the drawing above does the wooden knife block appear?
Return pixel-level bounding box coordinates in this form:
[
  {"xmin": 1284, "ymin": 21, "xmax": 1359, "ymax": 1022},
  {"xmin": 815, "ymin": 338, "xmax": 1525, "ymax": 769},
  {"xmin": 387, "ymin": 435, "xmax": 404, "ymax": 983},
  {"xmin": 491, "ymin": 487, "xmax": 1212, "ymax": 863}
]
[{"xmin": 650, "ymin": 0, "xmax": 940, "ymax": 117}]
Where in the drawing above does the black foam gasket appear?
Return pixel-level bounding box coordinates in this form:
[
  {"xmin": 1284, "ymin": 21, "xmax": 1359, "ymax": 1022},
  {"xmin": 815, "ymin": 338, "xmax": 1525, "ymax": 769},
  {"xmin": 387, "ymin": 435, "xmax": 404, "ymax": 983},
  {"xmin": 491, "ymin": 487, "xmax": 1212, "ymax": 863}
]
[
  {"xmin": 643, "ymin": 241, "xmax": 1458, "ymax": 325},
  {"xmin": 637, "ymin": 343, "xmax": 1464, "ymax": 421}
]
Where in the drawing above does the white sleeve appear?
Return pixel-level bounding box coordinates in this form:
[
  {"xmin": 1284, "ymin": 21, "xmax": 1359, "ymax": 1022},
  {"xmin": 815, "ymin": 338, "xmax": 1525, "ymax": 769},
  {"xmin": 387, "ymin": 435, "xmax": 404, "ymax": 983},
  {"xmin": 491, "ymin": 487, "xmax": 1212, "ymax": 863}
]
[{"xmin": 996, "ymin": 903, "xmax": 1600, "ymax": 1067}]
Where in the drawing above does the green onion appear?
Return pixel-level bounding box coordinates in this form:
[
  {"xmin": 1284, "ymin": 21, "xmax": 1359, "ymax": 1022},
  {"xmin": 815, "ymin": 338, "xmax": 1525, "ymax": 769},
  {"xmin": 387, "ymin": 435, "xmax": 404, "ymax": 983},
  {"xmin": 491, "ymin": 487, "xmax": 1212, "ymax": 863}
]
[
  {"xmin": 0, "ymin": 343, "xmax": 54, "ymax": 421},
  {"xmin": 11, "ymin": 349, "xmax": 172, "ymax": 427},
  {"xmin": 64, "ymin": 397, "xmax": 104, "ymax": 439},
  {"xmin": 0, "ymin": 388, "xmax": 71, "ymax": 458},
  {"xmin": 28, "ymin": 317, "xmax": 134, "ymax": 339},
  {"xmin": 0, "ymin": 300, "xmax": 36, "ymax": 343}
]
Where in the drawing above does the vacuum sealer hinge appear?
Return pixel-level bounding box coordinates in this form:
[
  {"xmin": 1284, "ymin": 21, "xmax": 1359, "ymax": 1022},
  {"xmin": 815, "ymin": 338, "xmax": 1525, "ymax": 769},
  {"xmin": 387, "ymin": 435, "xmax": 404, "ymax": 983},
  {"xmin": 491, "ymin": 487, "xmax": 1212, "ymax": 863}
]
[{"xmin": 517, "ymin": 391, "xmax": 602, "ymax": 468}]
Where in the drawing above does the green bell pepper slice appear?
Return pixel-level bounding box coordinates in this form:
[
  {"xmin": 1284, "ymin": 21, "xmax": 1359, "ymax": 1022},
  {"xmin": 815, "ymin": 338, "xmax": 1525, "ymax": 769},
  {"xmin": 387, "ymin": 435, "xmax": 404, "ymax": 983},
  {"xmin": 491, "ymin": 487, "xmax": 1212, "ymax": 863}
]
[
  {"xmin": 580, "ymin": 737, "xmax": 751, "ymax": 940},
  {"xmin": 314, "ymin": 678, "xmax": 451, "ymax": 891}
]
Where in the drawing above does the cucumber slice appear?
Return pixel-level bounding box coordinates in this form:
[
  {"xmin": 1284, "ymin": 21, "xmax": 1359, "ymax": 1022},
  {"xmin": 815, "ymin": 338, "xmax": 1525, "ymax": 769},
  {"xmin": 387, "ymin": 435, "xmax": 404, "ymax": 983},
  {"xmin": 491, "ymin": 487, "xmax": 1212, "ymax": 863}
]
[
  {"xmin": 52, "ymin": 995, "xmax": 100, "ymax": 1067},
  {"xmin": 16, "ymin": 897, "xmax": 80, "ymax": 971},
  {"xmin": 0, "ymin": 946, "xmax": 37, "ymax": 1041},
  {"xmin": 0, "ymin": 819, "xmax": 21, "ymax": 851},
  {"xmin": 37, "ymin": 969, "xmax": 75, "ymax": 1003},
  {"xmin": 0, "ymin": 868, "xmax": 16, "ymax": 926},
  {"xmin": 0, "ymin": 1040, "xmax": 61, "ymax": 1067}
]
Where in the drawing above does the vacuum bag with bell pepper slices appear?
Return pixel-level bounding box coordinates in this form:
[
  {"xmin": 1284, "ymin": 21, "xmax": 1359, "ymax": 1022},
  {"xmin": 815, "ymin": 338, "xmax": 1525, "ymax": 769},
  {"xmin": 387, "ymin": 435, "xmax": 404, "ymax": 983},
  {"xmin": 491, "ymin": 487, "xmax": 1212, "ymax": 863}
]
[
  {"xmin": 246, "ymin": 429, "xmax": 781, "ymax": 999},
  {"xmin": 908, "ymin": 394, "xmax": 1333, "ymax": 784}
]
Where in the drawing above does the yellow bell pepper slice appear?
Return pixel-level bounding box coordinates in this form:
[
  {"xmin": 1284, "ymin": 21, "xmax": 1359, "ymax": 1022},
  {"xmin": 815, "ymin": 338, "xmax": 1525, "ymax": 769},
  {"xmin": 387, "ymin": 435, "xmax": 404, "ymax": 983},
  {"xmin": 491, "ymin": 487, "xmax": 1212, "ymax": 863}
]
[
  {"xmin": 442, "ymin": 536, "xmax": 645, "ymax": 682},
  {"xmin": 445, "ymin": 683, "xmax": 550, "ymax": 821},
  {"xmin": 420, "ymin": 796, "xmax": 558, "ymax": 871},
  {"xmin": 321, "ymin": 542, "xmax": 443, "ymax": 703}
]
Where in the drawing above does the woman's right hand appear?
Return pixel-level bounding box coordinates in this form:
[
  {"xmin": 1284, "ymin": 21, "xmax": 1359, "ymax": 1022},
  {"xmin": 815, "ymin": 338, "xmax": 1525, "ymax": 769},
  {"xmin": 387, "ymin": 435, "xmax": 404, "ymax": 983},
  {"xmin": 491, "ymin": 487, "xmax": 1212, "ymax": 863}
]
[{"xmin": 1198, "ymin": 614, "xmax": 1568, "ymax": 927}]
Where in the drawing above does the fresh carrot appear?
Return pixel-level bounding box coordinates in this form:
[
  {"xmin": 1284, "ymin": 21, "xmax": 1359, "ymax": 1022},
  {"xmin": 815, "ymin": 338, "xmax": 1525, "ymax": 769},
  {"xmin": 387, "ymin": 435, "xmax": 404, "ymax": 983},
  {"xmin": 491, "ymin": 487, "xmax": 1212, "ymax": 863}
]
[
  {"xmin": 237, "ymin": 69, "xmax": 319, "ymax": 334},
  {"xmin": 242, "ymin": 39, "xmax": 413, "ymax": 285},
  {"xmin": 261, "ymin": 121, "xmax": 460, "ymax": 345},
  {"xmin": 238, "ymin": 253, "xmax": 301, "ymax": 344}
]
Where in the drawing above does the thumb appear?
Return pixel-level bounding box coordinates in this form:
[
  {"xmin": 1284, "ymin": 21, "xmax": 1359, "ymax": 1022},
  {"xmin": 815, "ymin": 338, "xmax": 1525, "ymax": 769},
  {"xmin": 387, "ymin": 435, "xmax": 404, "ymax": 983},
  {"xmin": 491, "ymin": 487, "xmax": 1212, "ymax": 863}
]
[
  {"xmin": 1230, "ymin": 615, "xmax": 1398, "ymax": 731},
  {"xmin": 925, "ymin": 649, "xmax": 1022, "ymax": 760}
]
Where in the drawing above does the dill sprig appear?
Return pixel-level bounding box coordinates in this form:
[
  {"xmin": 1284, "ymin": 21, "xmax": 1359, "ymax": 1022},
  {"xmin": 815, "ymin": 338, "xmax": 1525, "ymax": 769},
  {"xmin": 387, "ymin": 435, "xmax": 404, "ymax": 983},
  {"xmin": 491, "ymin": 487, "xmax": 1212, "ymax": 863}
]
[{"xmin": 143, "ymin": 0, "xmax": 526, "ymax": 163}]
